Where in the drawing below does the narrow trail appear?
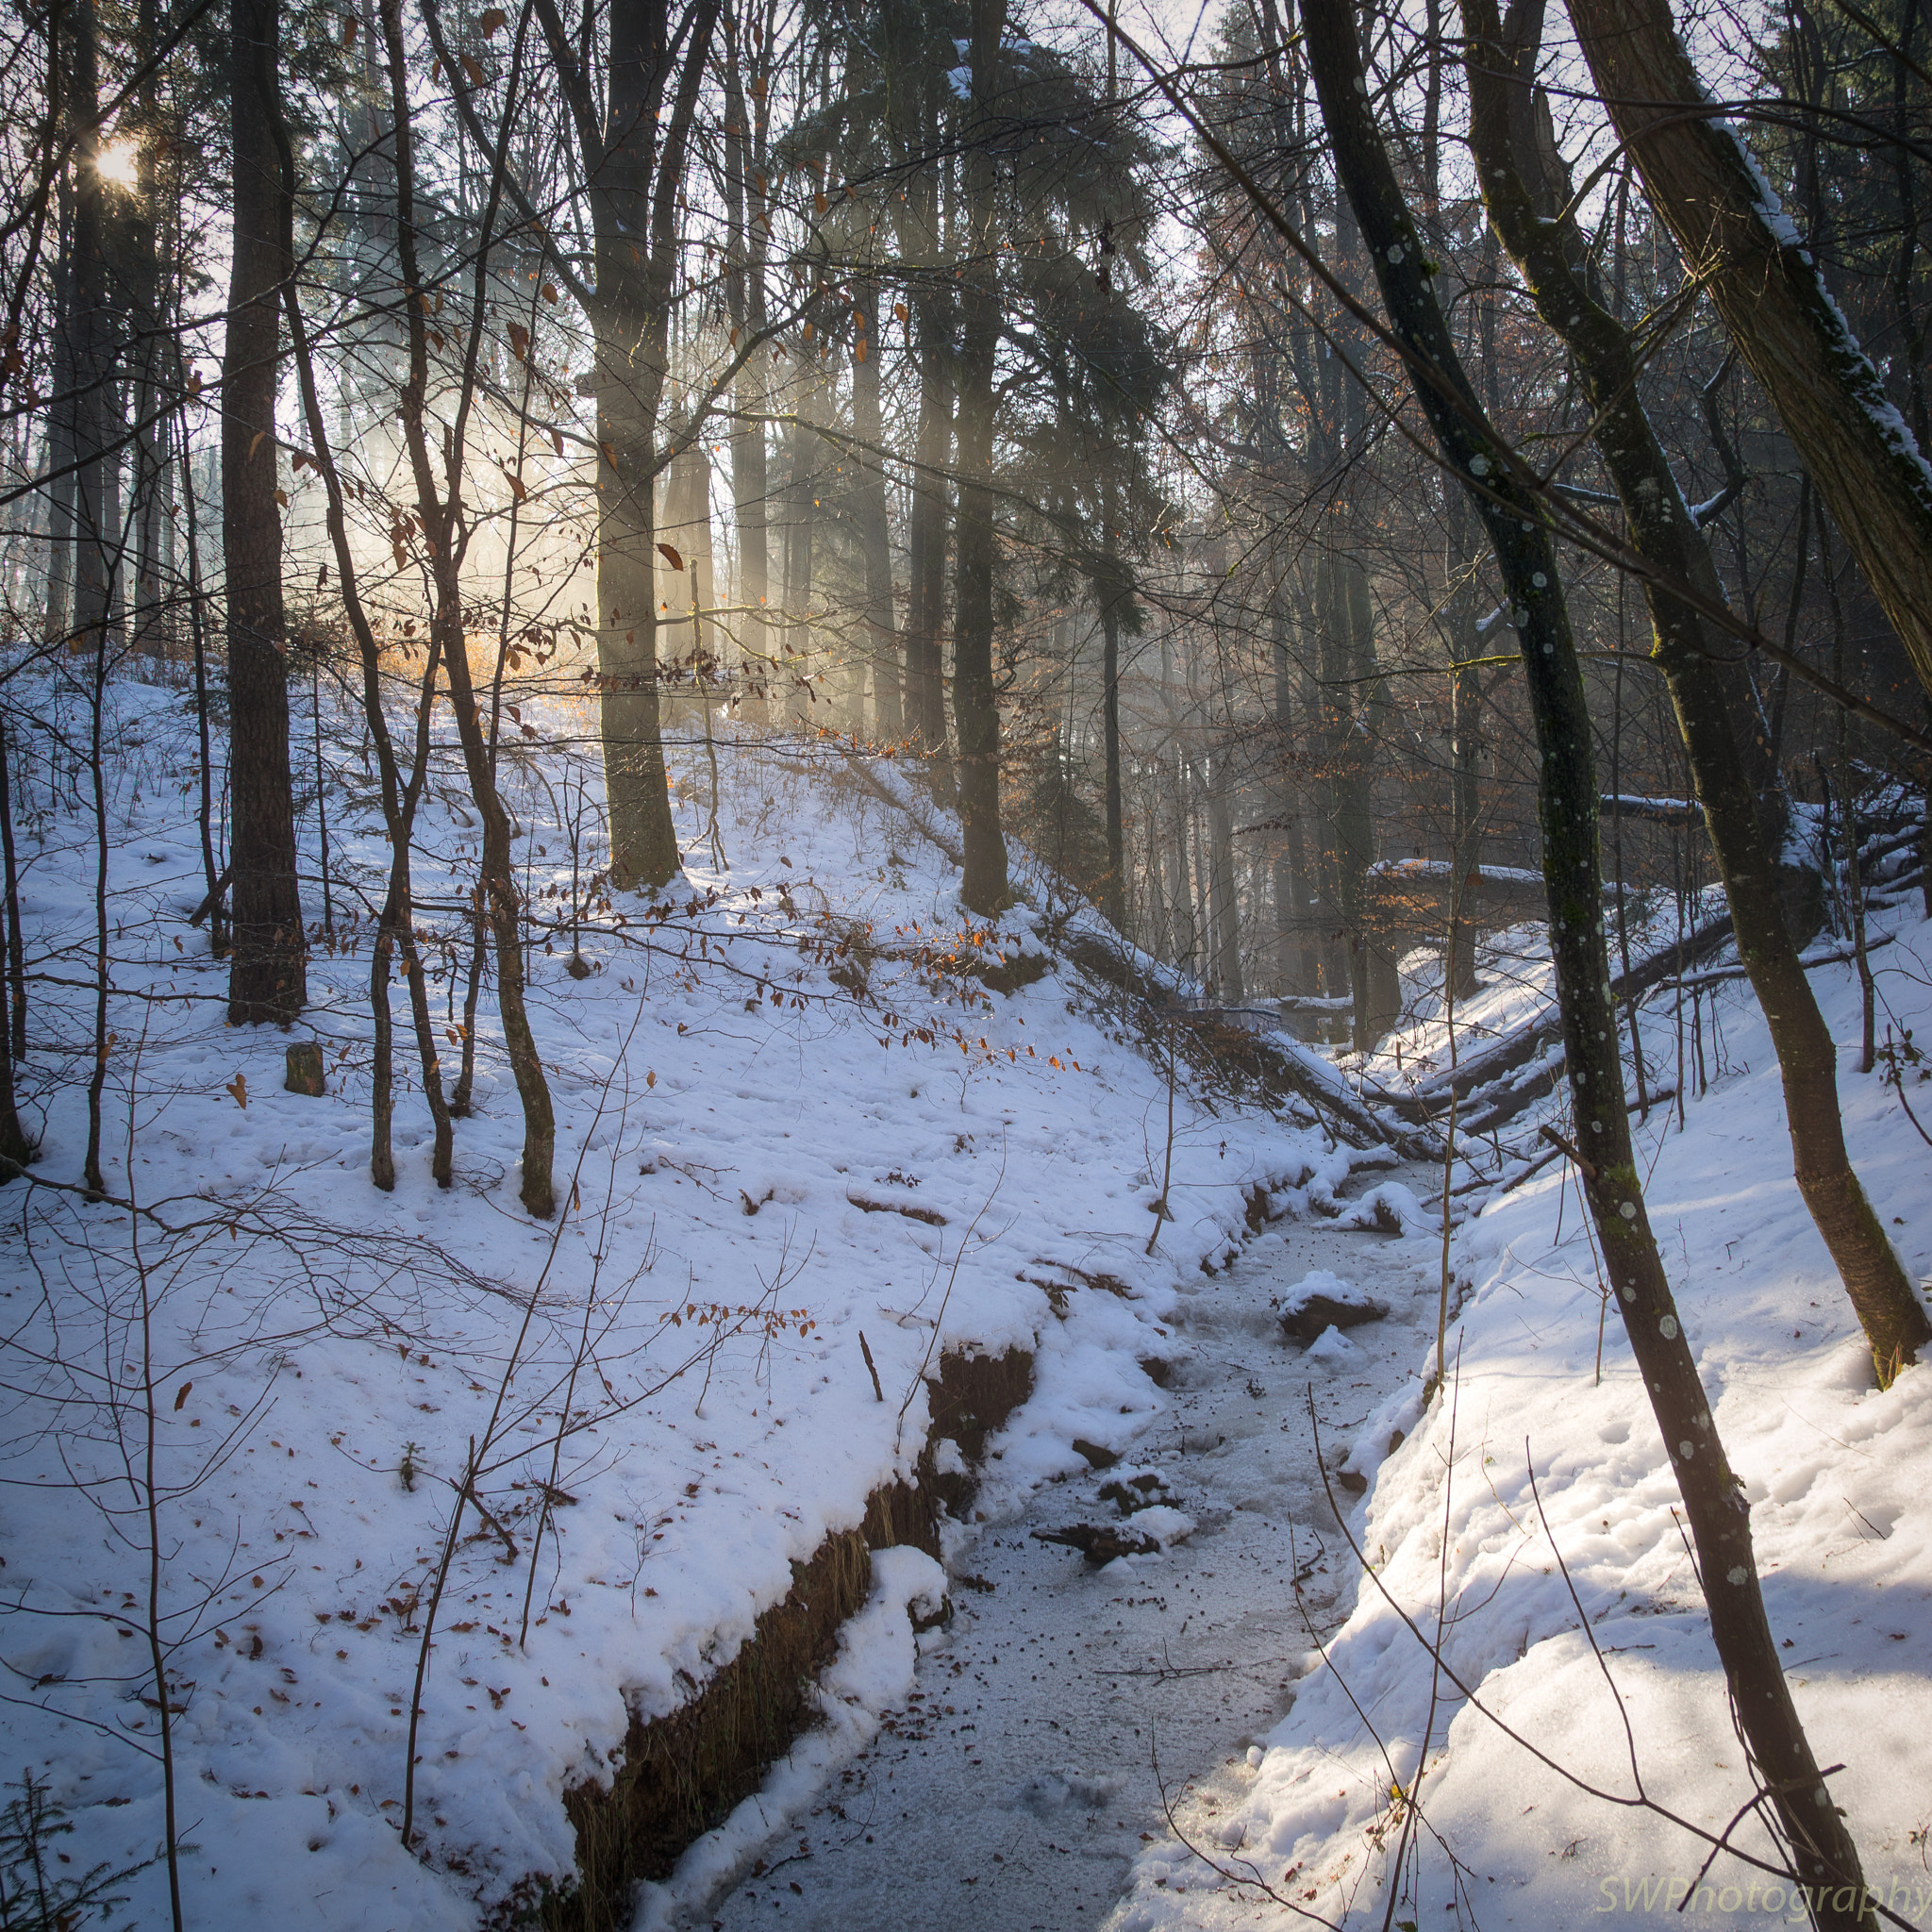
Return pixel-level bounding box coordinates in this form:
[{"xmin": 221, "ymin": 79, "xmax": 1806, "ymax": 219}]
[{"xmin": 704, "ymin": 1168, "xmax": 1440, "ymax": 1932}]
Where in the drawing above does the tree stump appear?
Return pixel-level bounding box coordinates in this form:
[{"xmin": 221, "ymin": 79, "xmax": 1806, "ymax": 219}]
[{"xmin": 284, "ymin": 1041, "xmax": 325, "ymax": 1096}]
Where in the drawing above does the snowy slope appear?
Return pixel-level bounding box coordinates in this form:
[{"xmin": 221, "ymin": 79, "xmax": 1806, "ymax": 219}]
[
  {"xmin": 0, "ymin": 674, "xmax": 1346, "ymax": 1925},
  {"xmin": 1105, "ymin": 909, "xmax": 1932, "ymax": 1929}
]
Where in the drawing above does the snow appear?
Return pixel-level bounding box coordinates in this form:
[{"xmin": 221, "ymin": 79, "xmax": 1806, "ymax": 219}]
[
  {"xmin": 1366, "ymin": 858, "xmax": 1543, "ymax": 888},
  {"xmin": 695, "ymin": 1197, "xmax": 1438, "ymax": 1932},
  {"xmin": 8, "ymin": 664, "xmax": 1930, "ymax": 1931},
  {"xmin": 1103, "ymin": 908, "xmax": 1932, "ymax": 1929},
  {"xmin": 0, "ymin": 671, "xmax": 1335, "ymax": 1924},
  {"xmin": 1302, "ymin": 1325, "xmax": 1358, "ymax": 1364}
]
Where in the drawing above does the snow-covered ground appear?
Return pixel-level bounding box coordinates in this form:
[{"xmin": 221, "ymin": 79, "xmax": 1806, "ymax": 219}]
[
  {"xmin": 6, "ymin": 667, "xmax": 1929, "ymax": 1932},
  {"xmin": 696, "ymin": 1195, "xmax": 1434, "ymax": 1932},
  {"xmin": 0, "ymin": 674, "xmax": 1348, "ymax": 1925},
  {"xmin": 1107, "ymin": 911, "xmax": 1932, "ymax": 1929}
]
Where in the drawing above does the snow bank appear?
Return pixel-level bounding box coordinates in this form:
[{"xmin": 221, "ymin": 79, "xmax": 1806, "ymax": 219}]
[
  {"xmin": 0, "ymin": 675, "xmax": 1341, "ymax": 1924},
  {"xmin": 1107, "ymin": 908, "xmax": 1932, "ymax": 1928}
]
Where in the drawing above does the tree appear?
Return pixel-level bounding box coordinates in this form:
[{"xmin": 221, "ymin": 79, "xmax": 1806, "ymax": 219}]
[
  {"xmin": 953, "ymin": 0, "xmax": 1009, "ymax": 912},
  {"xmin": 222, "ymin": 0, "xmax": 306, "ymax": 1024},
  {"xmin": 1298, "ymin": 3, "xmax": 1881, "ymax": 1919},
  {"xmin": 1464, "ymin": 0, "xmax": 1929, "ymax": 1383},
  {"xmin": 1565, "ymin": 0, "xmax": 1932, "ymax": 707},
  {"xmin": 530, "ymin": 0, "xmax": 722, "ymax": 891}
]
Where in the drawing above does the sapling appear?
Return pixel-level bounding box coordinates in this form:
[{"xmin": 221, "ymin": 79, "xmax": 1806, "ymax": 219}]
[{"xmin": 0, "ymin": 1772, "xmax": 154, "ymax": 1931}]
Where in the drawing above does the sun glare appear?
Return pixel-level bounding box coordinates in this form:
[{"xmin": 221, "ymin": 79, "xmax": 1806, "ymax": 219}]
[{"xmin": 95, "ymin": 139, "xmax": 140, "ymax": 190}]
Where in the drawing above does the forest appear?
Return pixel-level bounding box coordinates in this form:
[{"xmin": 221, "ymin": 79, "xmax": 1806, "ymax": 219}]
[{"xmin": 3, "ymin": 0, "xmax": 1932, "ymax": 1924}]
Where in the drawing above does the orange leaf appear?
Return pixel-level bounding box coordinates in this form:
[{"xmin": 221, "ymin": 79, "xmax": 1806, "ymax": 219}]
[
  {"xmin": 274, "ymin": 488, "xmax": 289, "ymax": 507},
  {"xmin": 225, "ymin": 1073, "xmax": 248, "ymax": 1109},
  {"xmin": 507, "ymin": 321, "xmax": 530, "ymax": 358},
  {"xmin": 541, "ymin": 282, "xmax": 558, "ymax": 303},
  {"xmin": 854, "ymin": 340, "xmax": 867, "ymax": 363},
  {"xmin": 459, "ymin": 52, "xmax": 487, "ymax": 87},
  {"xmin": 479, "ymin": 5, "xmax": 506, "ymax": 32},
  {"xmin": 248, "ymin": 429, "xmax": 267, "ymax": 460},
  {"xmin": 656, "ymin": 541, "xmax": 684, "ymax": 572},
  {"xmin": 506, "ymin": 468, "xmax": 527, "ymax": 503}
]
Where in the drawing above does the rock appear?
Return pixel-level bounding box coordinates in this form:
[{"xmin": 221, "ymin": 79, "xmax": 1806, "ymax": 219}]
[
  {"xmin": 1098, "ymin": 1473, "xmax": 1168, "ymax": 1516},
  {"xmin": 1276, "ymin": 1268, "xmax": 1388, "ymax": 1342},
  {"xmin": 1071, "ymin": 1438, "xmax": 1119, "ymax": 1471},
  {"xmin": 1281, "ymin": 1296, "xmax": 1386, "ymax": 1342},
  {"xmin": 1032, "ymin": 1523, "xmax": 1159, "ymax": 1565},
  {"xmin": 284, "ymin": 1041, "xmax": 325, "ymax": 1096}
]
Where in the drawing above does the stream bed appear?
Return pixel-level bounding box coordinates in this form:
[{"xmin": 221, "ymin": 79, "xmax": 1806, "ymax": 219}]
[{"xmin": 696, "ymin": 1181, "xmax": 1440, "ymax": 1932}]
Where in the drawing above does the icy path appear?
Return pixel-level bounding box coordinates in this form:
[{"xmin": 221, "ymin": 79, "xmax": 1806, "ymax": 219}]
[{"xmin": 703, "ymin": 1178, "xmax": 1438, "ymax": 1932}]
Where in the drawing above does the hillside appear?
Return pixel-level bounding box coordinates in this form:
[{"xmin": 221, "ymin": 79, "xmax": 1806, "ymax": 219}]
[{"xmin": 2, "ymin": 678, "xmax": 1929, "ymax": 1929}]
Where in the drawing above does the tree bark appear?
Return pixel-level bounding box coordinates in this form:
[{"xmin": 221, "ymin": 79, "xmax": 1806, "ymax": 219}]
[
  {"xmin": 1564, "ymin": 0, "xmax": 1932, "ymax": 704},
  {"xmin": 66, "ymin": 0, "xmax": 117, "ymax": 668},
  {"xmin": 721, "ymin": 7, "xmax": 770, "ymax": 713},
  {"xmin": 1303, "ymin": 7, "xmax": 1878, "ymax": 1918},
  {"xmin": 1466, "ymin": 0, "xmax": 1929, "ymax": 1383},
  {"xmin": 779, "ymin": 343, "xmax": 821, "ymax": 724},
  {"xmin": 952, "ymin": 0, "xmax": 1008, "ymax": 914},
  {"xmin": 551, "ymin": 0, "xmax": 721, "ymax": 891},
  {"xmin": 853, "ymin": 281, "xmax": 899, "ymax": 739},
  {"xmin": 1099, "ymin": 567, "xmax": 1125, "ymax": 930},
  {"xmin": 223, "ymin": 0, "xmax": 306, "ymax": 1024},
  {"xmin": 906, "ymin": 285, "xmax": 954, "ymax": 785},
  {"xmin": 1444, "ymin": 489, "xmax": 1483, "ymax": 999},
  {"xmin": 1208, "ymin": 758, "xmax": 1243, "ymax": 1001},
  {"xmin": 0, "ymin": 713, "xmax": 33, "ymax": 1175}
]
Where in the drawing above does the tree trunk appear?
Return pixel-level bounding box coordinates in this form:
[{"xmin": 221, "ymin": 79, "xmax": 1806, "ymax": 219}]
[
  {"xmin": 853, "ymin": 280, "xmax": 899, "ymax": 739},
  {"xmin": 1208, "ymin": 760, "xmax": 1243, "ymax": 1002},
  {"xmin": 0, "ymin": 713, "xmax": 33, "ymax": 1175},
  {"xmin": 223, "ymin": 0, "xmax": 306, "ymax": 1024},
  {"xmin": 779, "ymin": 350, "xmax": 820, "ymax": 724},
  {"xmin": 952, "ymin": 0, "xmax": 1008, "ymax": 914},
  {"xmin": 1100, "ymin": 576, "xmax": 1124, "ymax": 930},
  {"xmin": 1304, "ymin": 8, "xmax": 1879, "ymax": 1919},
  {"xmin": 66, "ymin": 0, "xmax": 117, "ymax": 669},
  {"xmin": 1444, "ymin": 488, "xmax": 1483, "ymax": 998},
  {"xmin": 1467, "ymin": 0, "xmax": 1929, "ymax": 1383},
  {"xmin": 1565, "ymin": 0, "xmax": 1932, "ymax": 705},
  {"xmin": 721, "ymin": 14, "xmax": 769, "ymax": 715},
  {"xmin": 906, "ymin": 287, "xmax": 954, "ymax": 786},
  {"xmin": 125, "ymin": 4, "xmax": 172, "ymax": 665},
  {"xmin": 582, "ymin": 0, "xmax": 721, "ymax": 891},
  {"xmin": 43, "ymin": 176, "xmax": 77, "ymax": 649}
]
